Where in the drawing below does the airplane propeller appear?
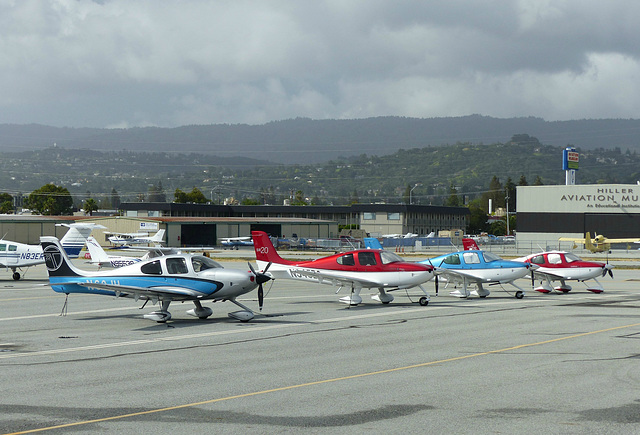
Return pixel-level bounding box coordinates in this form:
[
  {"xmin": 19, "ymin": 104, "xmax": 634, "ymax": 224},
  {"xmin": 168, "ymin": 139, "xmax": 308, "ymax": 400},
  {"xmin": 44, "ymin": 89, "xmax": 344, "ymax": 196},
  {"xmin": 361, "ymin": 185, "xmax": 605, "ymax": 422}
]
[
  {"xmin": 248, "ymin": 261, "xmax": 272, "ymax": 310},
  {"xmin": 427, "ymin": 259, "xmax": 438, "ymax": 296},
  {"xmin": 602, "ymin": 264, "xmax": 614, "ymax": 278},
  {"xmin": 527, "ymin": 263, "xmax": 536, "ymax": 287}
]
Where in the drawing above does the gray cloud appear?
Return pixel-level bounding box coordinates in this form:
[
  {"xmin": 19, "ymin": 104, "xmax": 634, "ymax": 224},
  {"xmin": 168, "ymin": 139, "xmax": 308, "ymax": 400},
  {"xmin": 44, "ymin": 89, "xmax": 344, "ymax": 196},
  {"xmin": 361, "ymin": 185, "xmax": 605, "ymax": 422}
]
[{"xmin": 1, "ymin": 0, "xmax": 640, "ymax": 128}]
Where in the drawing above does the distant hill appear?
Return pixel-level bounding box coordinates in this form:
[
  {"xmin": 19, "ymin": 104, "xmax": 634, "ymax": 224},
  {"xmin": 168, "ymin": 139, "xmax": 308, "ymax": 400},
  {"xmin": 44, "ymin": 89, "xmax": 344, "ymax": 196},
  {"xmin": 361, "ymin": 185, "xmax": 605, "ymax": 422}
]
[{"xmin": 1, "ymin": 116, "xmax": 640, "ymax": 164}]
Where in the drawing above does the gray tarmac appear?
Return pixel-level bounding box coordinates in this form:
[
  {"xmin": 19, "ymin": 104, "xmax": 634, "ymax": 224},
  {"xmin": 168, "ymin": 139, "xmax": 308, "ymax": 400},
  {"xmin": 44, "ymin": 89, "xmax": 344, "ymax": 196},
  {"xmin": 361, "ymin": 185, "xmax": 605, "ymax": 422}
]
[{"xmin": 1, "ymin": 259, "xmax": 640, "ymax": 434}]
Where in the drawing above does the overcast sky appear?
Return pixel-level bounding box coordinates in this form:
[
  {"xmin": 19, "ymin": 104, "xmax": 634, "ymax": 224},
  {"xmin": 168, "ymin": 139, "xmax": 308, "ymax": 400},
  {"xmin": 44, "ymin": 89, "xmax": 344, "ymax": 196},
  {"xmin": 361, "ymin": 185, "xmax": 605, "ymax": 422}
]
[{"xmin": 2, "ymin": 0, "xmax": 640, "ymax": 128}]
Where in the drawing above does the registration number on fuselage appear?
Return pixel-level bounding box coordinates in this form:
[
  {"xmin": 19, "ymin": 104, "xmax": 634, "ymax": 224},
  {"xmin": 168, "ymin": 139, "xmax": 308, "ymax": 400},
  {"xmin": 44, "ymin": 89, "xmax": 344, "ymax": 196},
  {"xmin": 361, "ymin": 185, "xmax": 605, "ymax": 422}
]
[
  {"xmin": 289, "ymin": 268, "xmax": 321, "ymax": 281},
  {"xmin": 20, "ymin": 252, "xmax": 44, "ymax": 260}
]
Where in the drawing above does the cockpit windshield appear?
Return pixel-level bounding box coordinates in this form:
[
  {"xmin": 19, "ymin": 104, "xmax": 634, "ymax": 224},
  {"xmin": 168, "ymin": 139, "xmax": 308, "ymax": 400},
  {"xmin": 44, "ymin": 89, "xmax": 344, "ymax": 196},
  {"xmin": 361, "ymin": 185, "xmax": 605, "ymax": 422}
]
[
  {"xmin": 192, "ymin": 256, "xmax": 223, "ymax": 272},
  {"xmin": 380, "ymin": 251, "xmax": 403, "ymax": 264},
  {"xmin": 564, "ymin": 253, "xmax": 581, "ymax": 263},
  {"xmin": 482, "ymin": 252, "xmax": 502, "ymax": 263}
]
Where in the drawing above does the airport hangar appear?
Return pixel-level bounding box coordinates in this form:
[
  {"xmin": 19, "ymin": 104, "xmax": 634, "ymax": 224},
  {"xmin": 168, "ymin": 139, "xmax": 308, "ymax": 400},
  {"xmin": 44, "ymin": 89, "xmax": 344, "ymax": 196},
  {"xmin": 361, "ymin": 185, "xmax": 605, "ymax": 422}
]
[
  {"xmin": 117, "ymin": 202, "xmax": 470, "ymax": 246},
  {"xmin": 516, "ymin": 183, "xmax": 640, "ymax": 247},
  {"xmin": 0, "ymin": 203, "xmax": 469, "ymax": 247}
]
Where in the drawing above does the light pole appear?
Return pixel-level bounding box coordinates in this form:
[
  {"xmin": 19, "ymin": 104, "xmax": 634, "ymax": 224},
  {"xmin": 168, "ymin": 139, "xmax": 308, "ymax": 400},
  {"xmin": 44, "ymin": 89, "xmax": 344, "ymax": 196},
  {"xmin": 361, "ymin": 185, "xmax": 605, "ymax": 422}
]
[{"xmin": 409, "ymin": 183, "xmax": 422, "ymax": 205}]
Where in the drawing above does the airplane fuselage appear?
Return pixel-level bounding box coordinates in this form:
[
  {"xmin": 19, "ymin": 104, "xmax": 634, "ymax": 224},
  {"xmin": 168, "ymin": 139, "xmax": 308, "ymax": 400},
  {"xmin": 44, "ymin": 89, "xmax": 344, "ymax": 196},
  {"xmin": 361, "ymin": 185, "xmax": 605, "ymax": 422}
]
[{"xmin": 257, "ymin": 260, "xmax": 433, "ymax": 289}]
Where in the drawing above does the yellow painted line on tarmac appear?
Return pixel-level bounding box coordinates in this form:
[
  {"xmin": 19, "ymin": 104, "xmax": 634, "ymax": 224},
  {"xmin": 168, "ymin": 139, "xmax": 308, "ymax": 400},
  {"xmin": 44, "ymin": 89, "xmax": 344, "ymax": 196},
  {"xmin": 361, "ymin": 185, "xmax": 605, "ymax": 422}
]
[
  {"xmin": 5, "ymin": 321, "xmax": 640, "ymax": 435},
  {"xmin": 0, "ymin": 296, "xmax": 57, "ymax": 302}
]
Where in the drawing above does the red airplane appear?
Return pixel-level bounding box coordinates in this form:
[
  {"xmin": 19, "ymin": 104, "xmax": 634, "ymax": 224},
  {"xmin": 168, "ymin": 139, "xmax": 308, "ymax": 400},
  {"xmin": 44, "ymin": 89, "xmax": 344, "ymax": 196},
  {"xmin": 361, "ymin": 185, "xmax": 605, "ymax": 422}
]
[
  {"xmin": 514, "ymin": 251, "xmax": 614, "ymax": 294},
  {"xmin": 251, "ymin": 231, "xmax": 435, "ymax": 306}
]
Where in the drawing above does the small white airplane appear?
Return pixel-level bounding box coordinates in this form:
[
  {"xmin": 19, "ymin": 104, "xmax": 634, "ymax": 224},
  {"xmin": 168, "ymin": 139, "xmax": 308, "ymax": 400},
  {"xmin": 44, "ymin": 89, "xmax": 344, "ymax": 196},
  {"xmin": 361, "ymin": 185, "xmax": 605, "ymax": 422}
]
[
  {"xmin": 381, "ymin": 233, "xmax": 418, "ymax": 239},
  {"xmin": 219, "ymin": 236, "xmax": 253, "ymax": 250},
  {"xmin": 105, "ymin": 229, "xmax": 165, "ymax": 246},
  {"xmin": 0, "ymin": 223, "xmax": 105, "ymax": 280},
  {"xmin": 40, "ymin": 236, "xmax": 272, "ymax": 323},
  {"xmin": 85, "ymin": 236, "xmax": 146, "ymax": 268}
]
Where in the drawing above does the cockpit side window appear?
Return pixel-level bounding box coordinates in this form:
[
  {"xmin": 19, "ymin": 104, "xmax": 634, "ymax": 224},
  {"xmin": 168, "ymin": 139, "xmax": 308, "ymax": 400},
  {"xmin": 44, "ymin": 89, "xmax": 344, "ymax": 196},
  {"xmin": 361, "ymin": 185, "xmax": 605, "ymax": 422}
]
[
  {"xmin": 548, "ymin": 253, "xmax": 562, "ymax": 264},
  {"xmin": 166, "ymin": 257, "xmax": 188, "ymax": 274},
  {"xmin": 141, "ymin": 260, "xmax": 162, "ymax": 275},
  {"xmin": 462, "ymin": 252, "xmax": 480, "ymax": 264},
  {"xmin": 358, "ymin": 251, "xmax": 377, "ymax": 266},
  {"xmin": 337, "ymin": 253, "xmax": 355, "ymax": 266},
  {"xmin": 0, "ymin": 244, "xmax": 5, "ymax": 251}
]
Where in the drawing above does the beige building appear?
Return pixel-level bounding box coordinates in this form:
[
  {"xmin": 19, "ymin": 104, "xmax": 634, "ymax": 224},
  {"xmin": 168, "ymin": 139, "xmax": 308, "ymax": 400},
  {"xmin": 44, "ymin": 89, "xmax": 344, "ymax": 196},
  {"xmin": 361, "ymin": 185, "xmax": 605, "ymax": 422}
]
[{"xmin": 516, "ymin": 184, "xmax": 640, "ymax": 246}]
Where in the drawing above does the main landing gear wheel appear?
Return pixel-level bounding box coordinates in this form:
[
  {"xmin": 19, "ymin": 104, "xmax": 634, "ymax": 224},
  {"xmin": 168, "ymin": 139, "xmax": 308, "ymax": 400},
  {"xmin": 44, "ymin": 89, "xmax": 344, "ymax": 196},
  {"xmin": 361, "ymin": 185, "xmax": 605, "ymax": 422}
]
[
  {"xmin": 515, "ymin": 291, "xmax": 524, "ymax": 299},
  {"xmin": 419, "ymin": 297, "xmax": 429, "ymax": 306},
  {"xmin": 12, "ymin": 272, "xmax": 20, "ymax": 280}
]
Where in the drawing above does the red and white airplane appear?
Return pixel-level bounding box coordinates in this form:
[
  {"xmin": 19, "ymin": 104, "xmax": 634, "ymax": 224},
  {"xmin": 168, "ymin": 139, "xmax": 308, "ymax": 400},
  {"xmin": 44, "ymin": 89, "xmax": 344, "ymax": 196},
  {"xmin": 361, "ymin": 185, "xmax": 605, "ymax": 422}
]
[
  {"xmin": 251, "ymin": 231, "xmax": 435, "ymax": 306},
  {"xmin": 514, "ymin": 251, "xmax": 614, "ymax": 294}
]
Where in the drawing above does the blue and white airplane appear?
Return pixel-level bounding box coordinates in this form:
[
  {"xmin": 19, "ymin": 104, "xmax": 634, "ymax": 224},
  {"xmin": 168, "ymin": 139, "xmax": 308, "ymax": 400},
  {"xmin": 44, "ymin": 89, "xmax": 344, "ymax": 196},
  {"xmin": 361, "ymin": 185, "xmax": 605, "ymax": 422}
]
[
  {"xmin": 219, "ymin": 236, "xmax": 253, "ymax": 250},
  {"xmin": 0, "ymin": 223, "xmax": 104, "ymax": 280},
  {"xmin": 40, "ymin": 236, "xmax": 271, "ymax": 323},
  {"xmin": 419, "ymin": 247, "xmax": 533, "ymax": 299}
]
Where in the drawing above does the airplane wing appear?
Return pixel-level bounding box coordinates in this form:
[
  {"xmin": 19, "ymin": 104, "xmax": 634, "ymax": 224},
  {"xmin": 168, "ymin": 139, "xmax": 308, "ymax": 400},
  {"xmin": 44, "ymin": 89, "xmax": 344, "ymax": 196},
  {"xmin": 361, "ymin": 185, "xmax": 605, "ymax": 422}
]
[
  {"xmin": 434, "ymin": 269, "xmax": 486, "ymax": 284},
  {"xmin": 601, "ymin": 238, "xmax": 640, "ymax": 243},
  {"xmin": 558, "ymin": 237, "xmax": 588, "ymax": 242},
  {"xmin": 530, "ymin": 270, "xmax": 565, "ymax": 281},
  {"xmin": 62, "ymin": 281, "xmax": 208, "ymax": 299},
  {"xmin": 433, "ymin": 268, "xmax": 525, "ymax": 284}
]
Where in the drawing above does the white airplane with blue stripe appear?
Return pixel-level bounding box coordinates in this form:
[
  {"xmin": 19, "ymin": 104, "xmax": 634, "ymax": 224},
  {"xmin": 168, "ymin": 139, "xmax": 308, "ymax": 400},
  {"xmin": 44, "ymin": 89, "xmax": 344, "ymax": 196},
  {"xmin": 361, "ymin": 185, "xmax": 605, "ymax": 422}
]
[
  {"xmin": 0, "ymin": 223, "xmax": 104, "ymax": 280},
  {"xmin": 40, "ymin": 236, "xmax": 271, "ymax": 323}
]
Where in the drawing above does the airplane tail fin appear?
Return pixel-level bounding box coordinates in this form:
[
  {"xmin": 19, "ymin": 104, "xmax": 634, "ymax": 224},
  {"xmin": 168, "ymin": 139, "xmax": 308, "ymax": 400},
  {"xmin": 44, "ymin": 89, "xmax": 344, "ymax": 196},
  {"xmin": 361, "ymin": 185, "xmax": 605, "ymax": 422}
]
[
  {"xmin": 150, "ymin": 229, "xmax": 166, "ymax": 243},
  {"xmin": 364, "ymin": 237, "xmax": 384, "ymax": 250},
  {"xmin": 58, "ymin": 223, "xmax": 106, "ymax": 258},
  {"xmin": 462, "ymin": 238, "xmax": 479, "ymax": 250},
  {"xmin": 584, "ymin": 232, "xmax": 595, "ymax": 252},
  {"xmin": 251, "ymin": 231, "xmax": 294, "ymax": 265},
  {"xmin": 85, "ymin": 236, "xmax": 111, "ymax": 264},
  {"xmin": 40, "ymin": 236, "xmax": 86, "ymax": 278}
]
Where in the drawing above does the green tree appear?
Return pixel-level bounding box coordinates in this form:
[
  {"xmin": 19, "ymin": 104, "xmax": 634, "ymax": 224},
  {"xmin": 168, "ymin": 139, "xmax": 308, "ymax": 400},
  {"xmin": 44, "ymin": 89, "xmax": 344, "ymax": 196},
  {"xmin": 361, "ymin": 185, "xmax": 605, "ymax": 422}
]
[
  {"xmin": 291, "ymin": 190, "xmax": 307, "ymax": 205},
  {"xmin": 174, "ymin": 188, "xmax": 188, "ymax": 203},
  {"xmin": 0, "ymin": 192, "xmax": 13, "ymax": 214},
  {"xmin": 481, "ymin": 176, "xmax": 504, "ymax": 212},
  {"xmin": 174, "ymin": 187, "xmax": 209, "ymax": 204},
  {"xmin": 467, "ymin": 199, "xmax": 489, "ymax": 234},
  {"xmin": 349, "ymin": 189, "xmax": 359, "ymax": 204},
  {"xmin": 533, "ymin": 175, "xmax": 544, "ymax": 185},
  {"xmin": 445, "ymin": 183, "xmax": 460, "ymax": 207},
  {"xmin": 110, "ymin": 188, "xmax": 121, "ymax": 209},
  {"xmin": 83, "ymin": 198, "xmax": 99, "ymax": 216},
  {"xmin": 25, "ymin": 184, "xmax": 74, "ymax": 215},
  {"xmin": 504, "ymin": 177, "xmax": 516, "ymax": 212},
  {"xmin": 241, "ymin": 197, "xmax": 260, "ymax": 205},
  {"xmin": 148, "ymin": 181, "xmax": 166, "ymax": 202},
  {"xmin": 402, "ymin": 184, "xmax": 411, "ymax": 204}
]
